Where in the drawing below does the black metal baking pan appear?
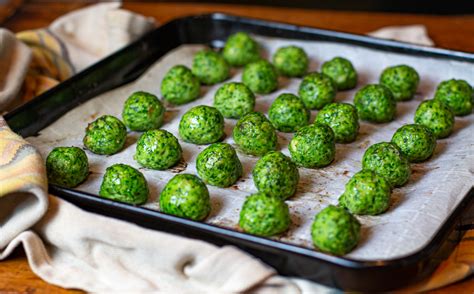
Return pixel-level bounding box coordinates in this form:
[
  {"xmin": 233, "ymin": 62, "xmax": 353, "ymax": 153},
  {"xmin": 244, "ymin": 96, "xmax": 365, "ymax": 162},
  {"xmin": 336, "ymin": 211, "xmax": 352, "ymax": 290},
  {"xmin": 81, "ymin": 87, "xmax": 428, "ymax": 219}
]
[{"xmin": 5, "ymin": 13, "xmax": 474, "ymax": 291}]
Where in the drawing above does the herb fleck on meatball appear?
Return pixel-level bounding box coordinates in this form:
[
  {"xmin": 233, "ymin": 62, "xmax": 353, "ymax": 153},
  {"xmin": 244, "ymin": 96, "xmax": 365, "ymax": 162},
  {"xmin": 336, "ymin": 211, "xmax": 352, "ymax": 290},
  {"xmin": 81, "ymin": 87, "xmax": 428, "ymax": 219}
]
[
  {"xmin": 289, "ymin": 123, "xmax": 335, "ymax": 168},
  {"xmin": 161, "ymin": 65, "xmax": 200, "ymax": 105},
  {"xmin": 414, "ymin": 99, "xmax": 455, "ymax": 139},
  {"xmin": 233, "ymin": 112, "xmax": 278, "ymax": 156},
  {"xmin": 83, "ymin": 115, "xmax": 127, "ymax": 155},
  {"xmin": 354, "ymin": 84, "xmax": 396, "ymax": 123},
  {"xmin": 239, "ymin": 193, "xmax": 290, "ymax": 236},
  {"xmin": 99, "ymin": 163, "xmax": 149, "ymax": 205},
  {"xmin": 160, "ymin": 174, "xmax": 211, "ymax": 221},
  {"xmin": 253, "ymin": 151, "xmax": 299, "ymax": 200},
  {"xmin": 298, "ymin": 72, "xmax": 336, "ymax": 110},
  {"xmin": 321, "ymin": 57, "xmax": 358, "ymax": 90},
  {"xmin": 196, "ymin": 143, "xmax": 242, "ymax": 188},
  {"xmin": 134, "ymin": 129, "xmax": 182, "ymax": 170},
  {"xmin": 434, "ymin": 79, "xmax": 473, "ymax": 116},
  {"xmin": 379, "ymin": 65, "xmax": 419, "ymax": 101},
  {"xmin": 192, "ymin": 50, "xmax": 230, "ymax": 85},
  {"xmin": 222, "ymin": 32, "xmax": 260, "ymax": 67},
  {"xmin": 311, "ymin": 205, "xmax": 360, "ymax": 255},
  {"xmin": 46, "ymin": 146, "xmax": 89, "ymax": 188},
  {"xmin": 242, "ymin": 59, "xmax": 278, "ymax": 94},
  {"xmin": 268, "ymin": 93, "xmax": 310, "ymax": 132},
  {"xmin": 213, "ymin": 82, "xmax": 255, "ymax": 119},
  {"xmin": 272, "ymin": 45, "xmax": 309, "ymax": 77},
  {"xmin": 122, "ymin": 91, "xmax": 165, "ymax": 131},
  {"xmin": 179, "ymin": 105, "xmax": 225, "ymax": 145}
]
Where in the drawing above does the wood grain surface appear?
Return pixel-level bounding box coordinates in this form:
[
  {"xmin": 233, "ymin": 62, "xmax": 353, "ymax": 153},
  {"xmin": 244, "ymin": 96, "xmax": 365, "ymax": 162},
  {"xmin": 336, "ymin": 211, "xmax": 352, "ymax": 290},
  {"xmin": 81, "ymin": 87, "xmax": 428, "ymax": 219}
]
[{"xmin": 1, "ymin": 1, "xmax": 474, "ymax": 293}]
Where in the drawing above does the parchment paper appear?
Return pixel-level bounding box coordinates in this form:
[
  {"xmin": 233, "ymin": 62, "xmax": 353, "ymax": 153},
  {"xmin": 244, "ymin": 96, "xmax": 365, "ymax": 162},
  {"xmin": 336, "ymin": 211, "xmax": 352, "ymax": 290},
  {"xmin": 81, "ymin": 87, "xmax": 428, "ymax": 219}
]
[{"xmin": 27, "ymin": 36, "xmax": 474, "ymax": 260}]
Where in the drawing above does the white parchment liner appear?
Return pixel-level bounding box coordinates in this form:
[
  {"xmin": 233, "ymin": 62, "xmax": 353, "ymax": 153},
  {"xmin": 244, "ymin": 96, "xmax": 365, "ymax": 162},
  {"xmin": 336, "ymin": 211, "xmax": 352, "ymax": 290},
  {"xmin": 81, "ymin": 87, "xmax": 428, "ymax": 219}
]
[{"xmin": 27, "ymin": 36, "xmax": 474, "ymax": 260}]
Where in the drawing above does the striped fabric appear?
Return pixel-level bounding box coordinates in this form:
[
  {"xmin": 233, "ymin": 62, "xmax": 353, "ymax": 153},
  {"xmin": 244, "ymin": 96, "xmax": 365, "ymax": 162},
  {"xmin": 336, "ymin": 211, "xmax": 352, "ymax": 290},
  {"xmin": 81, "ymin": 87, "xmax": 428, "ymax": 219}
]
[
  {"xmin": 0, "ymin": 117, "xmax": 47, "ymax": 198},
  {"xmin": 16, "ymin": 29, "xmax": 74, "ymax": 102}
]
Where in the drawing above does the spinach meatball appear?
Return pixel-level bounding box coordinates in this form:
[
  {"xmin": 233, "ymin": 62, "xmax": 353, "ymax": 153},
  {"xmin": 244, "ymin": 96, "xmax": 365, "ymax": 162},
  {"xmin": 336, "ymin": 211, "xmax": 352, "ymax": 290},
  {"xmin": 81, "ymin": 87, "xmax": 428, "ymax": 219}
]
[
  {"xmin": 311, "ymin": 205, "xmax": 360, "ymax": 255},
  {"xmin": 222, "ymin": 32, "xmax": 260, "ymax": 67},
  {"xmin": 321, "ymin": 57, "xmax": 358, "ymax": 90},
  {"xmin": 434, "ymin": 79, "xmax": 473, "ymax": 116},
  {"xmin": 339, "ymin": 170, "xmax": 391, "ymax": 215},
  {"xmin": 122, "ymin": 91, "xmax": 165, "ymax": 131},
  {"xmin": 242, "ymin": 59, "xmax": 278, "ymax": 94},
  {"xmin": 268, "ymin": 93, "xmax": 310, "ymax": 132},
  {"xmin": 159, "ymin": 174, "xmax": 211, "ymax": 221},
  {"xmin": 179, "ymin": 105, "xmax": 225, "ymax": 145},
  {"xmin": 161, "ymin": 65, "xmax": 200, "ymax": 105},
  {"xmin": 213, "ymin": 82, "xmax": 255, "ymax": 119},
  {"xmin": 239, "ymin": 193, "xmax": 290, "ymax": 236},
  {"xmin": 83, "ymin": 115, "xmax": 127, "ymax": 155},
  {"xmin": 391, "ymin": 124, "xmax": 437, "ymax": 162},
  {"xmin": 289, "ymin": 123, "xmax": 335, "ymax": 168},
  {"xmin": 272, "ymin": 45, "xmax": 309, "ymax": 77},
  {"xmin": 315, "ymin": 102, "xmax": 359, "ymax": 143},
  {"xmin": 46, "ymin": 146, "xmax": 89, "ymax": 188},
  {"xmin": 192, "ymin": 50, "xmax": 230, "ymax": 85},
  {"xmin": 380, "ymin": 65, "xmax": 419, "ymax": 101},
  {"xmin": 298, "ymin": 72, "xmax": 336, "ymax": 110},
  {"xmin": 134, "ymin": 129, "xmax": 182, "ymax": 170},
  {"xmin": 253, "ymin": 151, "xmax": 299, "ymax": 200},
  {"xmin": 354, "ymin": 84, "xmax": 396, "ymax": 123},
  {"xmin": 99, "ymin": 163, "xmax": 149, "ymax": 205},
  {"xmin": 414, "ymin": 99, "xmax": 455, "ymax": 139},
  {"xmin": 362, "ymin": 142, "xmax": 410, "ymax": 188},
  {"xmin": 196, "ymin": 143, "xmax": 242, "ymax": 187},
  {"xmin": 233, "ymin": 112, "xmax": 278, "ymax": 156}
]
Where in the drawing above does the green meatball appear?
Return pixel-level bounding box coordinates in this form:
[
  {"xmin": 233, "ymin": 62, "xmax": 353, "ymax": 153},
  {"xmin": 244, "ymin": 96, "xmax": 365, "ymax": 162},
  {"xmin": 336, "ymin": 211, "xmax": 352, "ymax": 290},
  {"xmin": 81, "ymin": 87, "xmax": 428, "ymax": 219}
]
[
  {"xmin": 289, "ymin": 123, "xmax": 335, "ymax": 168},
  {"xmin": 159, "ymin": 174, "xmax": 211, "ymax": 221},
  {"xmin": 434, "ymin": 79, "xmax": 473, "ymax": 116},
  {"xmin": 222, "ymin": 32, "xmax": 260, "ymax": 67},
  {"xmin": 379, "ymin": 65, "xmax": 419, "ymax": 101},
  {"xmin": 414, "ymin": 99, "xmax": 455, "ymax": 139},
  {"xmin": 196, "ymin": 143, "xmax": 242, "ymax": 187},
  {"xmin": 354, "ymin": 84, "xmax": 396, "ymax": 123},
  {"xmin": 321, "ymin": 57, "xmax": 357, "ymax": 90},
  {"xmin": 339, "ymin": 170, "xmax": 391, "ymax": 215},
  {"xmin": 311, "ymin": 205, "xmax": 360, "ymax": 255},
  {"xmin": 213, "ymin": 82, "xmax": 255, "ymax": 119},
  {"xmin": 252, "ymin": 151, "xmax": 299, "ymax": 200},
  {"xmin": 298, "ymin": 72, "xmax": 336, "ymax": 110},
  {"xmin": 272, "ymin": 45, "xmax": 309, "ymax": 77},
  {"xmin": 46, "ymin": 147, "xmax": 89, "ymax": 188},
  {"xmin": 134, "ymin": 129, "xmax": 182, "ymax": 170},
  {"xmin": 122, "ymin": 91, "xmax": 165, "ymax": 131},
  {"xmin": 315, "ymin": 102, "xmax": 359, "ymax": 143},
  {"xmin": 268, "ymin": 93, "xmax": 310, "ymax": 132},
  {"xmin": 391, "ymin": 124, "xmax": 437, "ymax": 163},
  {"xmin": 179, "ymin": 105, "xmax": 225, "ymax": 145},
  {"xmin": 83, "ymin": 115, "xmax": 127, "ymax": 155},
  {"xmin": 161, "ymin": 65, "xmax": 200, "ymax": 105},
  {"xmin": 239, "ymin": 193, "xmax": 290, "ymax": 236},
  {"xmin": 99, "ymin": 163, "xmax": 149, "ymax": 205},
  {"xmin": 191, "ymin": 50, "xmax": 230, "ymax": 85},
  {"xmin": 242, "ymin": 59, "xmax": 278, "ymax": 94},
  {"xmin": 362, "ymin": 142, "xmax": 410, "ymax": 187},
  {"xmin": 233, "ymin": 112, "xmax": 278, "ymax": 156}
]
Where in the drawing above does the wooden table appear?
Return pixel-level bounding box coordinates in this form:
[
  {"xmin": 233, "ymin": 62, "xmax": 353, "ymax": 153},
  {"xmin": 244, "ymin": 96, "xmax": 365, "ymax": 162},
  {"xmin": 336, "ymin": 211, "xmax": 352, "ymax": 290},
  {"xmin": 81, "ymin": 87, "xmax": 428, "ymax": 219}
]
[{"xmin": 1, "ymin": 1, "xmax": 474, "ymax": 293}]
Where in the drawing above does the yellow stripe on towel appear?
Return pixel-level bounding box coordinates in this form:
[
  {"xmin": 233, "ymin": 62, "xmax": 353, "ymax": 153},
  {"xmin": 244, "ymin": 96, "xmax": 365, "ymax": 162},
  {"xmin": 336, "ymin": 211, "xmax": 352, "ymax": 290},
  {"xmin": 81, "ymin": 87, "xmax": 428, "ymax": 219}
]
[{"xmin": 0, "ymin": 119, "xmax": 47, "ymax": 197}]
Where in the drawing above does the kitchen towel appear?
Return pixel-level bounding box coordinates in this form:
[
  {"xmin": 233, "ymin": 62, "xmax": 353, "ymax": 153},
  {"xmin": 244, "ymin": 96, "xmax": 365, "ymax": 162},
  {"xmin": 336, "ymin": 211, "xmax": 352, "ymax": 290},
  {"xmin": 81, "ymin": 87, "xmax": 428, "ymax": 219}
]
[{"xmin": 0, "ymin": 2, "xmax": 471, "ymax": 292}]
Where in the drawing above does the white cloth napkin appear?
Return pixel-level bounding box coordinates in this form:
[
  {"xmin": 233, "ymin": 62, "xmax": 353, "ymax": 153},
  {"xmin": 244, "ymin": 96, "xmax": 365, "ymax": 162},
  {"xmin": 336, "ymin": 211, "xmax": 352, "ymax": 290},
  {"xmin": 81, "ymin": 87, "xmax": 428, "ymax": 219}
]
[{"xmin": 3, "ymin": 3, "xmax": 469, "ymax": 292}]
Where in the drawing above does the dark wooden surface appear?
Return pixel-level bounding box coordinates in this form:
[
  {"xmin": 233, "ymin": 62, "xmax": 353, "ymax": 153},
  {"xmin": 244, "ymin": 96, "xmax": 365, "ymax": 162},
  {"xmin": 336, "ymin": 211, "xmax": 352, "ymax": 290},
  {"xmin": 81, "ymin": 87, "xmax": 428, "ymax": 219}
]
[{"xmin": 1, "ymin": 1, "xmax": 474, "ymax": 293}]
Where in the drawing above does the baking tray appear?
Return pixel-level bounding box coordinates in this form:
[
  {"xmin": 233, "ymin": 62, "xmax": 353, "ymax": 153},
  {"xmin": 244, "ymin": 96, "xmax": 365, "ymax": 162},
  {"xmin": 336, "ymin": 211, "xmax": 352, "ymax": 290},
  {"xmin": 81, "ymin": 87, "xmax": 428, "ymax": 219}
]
[{"xmin": 5, "ymin": 14, "xmax": 474, "ymax": 291}]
